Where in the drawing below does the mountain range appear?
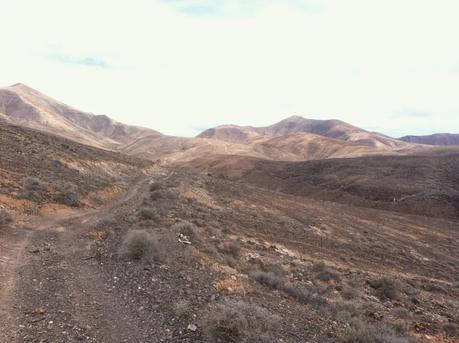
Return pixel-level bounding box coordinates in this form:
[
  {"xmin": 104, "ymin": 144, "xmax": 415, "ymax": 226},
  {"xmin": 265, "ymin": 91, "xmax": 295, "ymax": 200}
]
[{"xmin": 0, "ymin": 83, "xmax": 457, "ymax": 164}]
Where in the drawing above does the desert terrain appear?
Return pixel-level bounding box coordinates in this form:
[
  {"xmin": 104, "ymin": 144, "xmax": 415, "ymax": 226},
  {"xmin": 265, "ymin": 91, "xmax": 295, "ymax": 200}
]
[{"xmin": 0, "ymin": 85, "xmax": 458, "ymax": 343}]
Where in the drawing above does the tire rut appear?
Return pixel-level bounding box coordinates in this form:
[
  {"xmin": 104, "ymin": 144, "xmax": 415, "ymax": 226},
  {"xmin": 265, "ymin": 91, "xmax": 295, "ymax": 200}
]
[{"xmin": 0, "ymin": 227, "xmax": 32, "ymax": 342}]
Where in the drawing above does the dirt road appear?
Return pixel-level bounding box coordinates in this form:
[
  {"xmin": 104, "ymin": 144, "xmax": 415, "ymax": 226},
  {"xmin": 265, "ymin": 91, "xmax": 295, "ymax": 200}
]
[{"xmin": 0, "ymin": 178, "xmax": 153, "ymax": 342}]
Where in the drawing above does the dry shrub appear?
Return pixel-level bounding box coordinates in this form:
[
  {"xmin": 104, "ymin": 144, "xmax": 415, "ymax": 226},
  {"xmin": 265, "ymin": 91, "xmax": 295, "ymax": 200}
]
[
  {"xmin": 340, "ymin": 320, "xmax": 422, "ymax": 343},
  {"xmin": 250, "ymin": 271, "xmax": 284, "ymax": 289},
  {"xmin": 369, "ymin": 277, "xmax": 401, "ymax": 301},
  {"xmin": 391, "ymin": 307, "xmax": 410, "ymax": 319},
  {"xmin": 218, "ymin": 240, "xmax": 241, "ymax": 259},
  {"xmin": 137, "ymin": 208, "xmax": 160, "ymax": 222},
  {"xmin": 421, "ymin": 282, "xmax": 445, "ymax": 293},
  {"xmin": 177, "ymin": 222, "xmax": 200, "ymax": 243},
  {"xmin": 0, "ymin": 209, "xmax": 13, "ymax": 227},
  {"xmin": 53, "ymin": 182, "xmax": 80, "ymax": 207},
  {"xmin": 201, "ymin": 301, "xmax": 280, "ymax": 342},
  {"xmin": 312, "ymin": 261, "xmax": 340, "ymax": 281},
  {"xmin": 443, "ymin": 322, "xmax": 458, "ymax": 337},
  {"xmin": 250, "ymin": 270, "xmax": 326, "ymax": 307},
  {"xmin": 20, "ymin": 177, "xmax": 47, "ymax": 202},
  {"xmin": 119, "ymin": 230, "xmax": 163, "ymax": 262},
  {"xmin": 341, "ymin": 287, "xmax": 359, "ymax": 300}
]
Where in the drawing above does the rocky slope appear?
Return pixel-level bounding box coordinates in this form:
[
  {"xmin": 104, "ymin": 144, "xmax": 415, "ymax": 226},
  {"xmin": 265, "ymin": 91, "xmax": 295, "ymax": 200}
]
[
  {"xmin": 400, "ymin": 133, "xmax": 459, "ymax": 146},
  {"xmin": 0, "ymin": 83, "xmax": 160, "ymax": 149}
]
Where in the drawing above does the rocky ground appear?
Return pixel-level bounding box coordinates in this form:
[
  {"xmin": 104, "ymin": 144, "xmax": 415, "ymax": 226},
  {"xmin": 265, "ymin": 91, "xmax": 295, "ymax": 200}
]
[{"xmin": 0, "ymin": 166, "xmax": 458, "ymax": 342}]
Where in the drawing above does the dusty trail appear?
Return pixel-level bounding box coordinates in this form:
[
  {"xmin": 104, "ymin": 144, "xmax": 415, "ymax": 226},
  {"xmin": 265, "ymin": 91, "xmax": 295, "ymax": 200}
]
[
  {"xmin": 0, "ymin": 226, "xmax": 32, "ymax": 342},
  {"xmin": 0, "ymin": 177, "xmax": 153, "ymax": 343}
]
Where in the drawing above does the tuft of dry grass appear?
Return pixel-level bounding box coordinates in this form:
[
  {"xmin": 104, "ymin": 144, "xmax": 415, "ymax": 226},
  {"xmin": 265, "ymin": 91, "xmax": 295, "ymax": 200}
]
[
  {"xmin": 119, "ymin": 230, "xmax": 163, "ymax": 262},
  {"xmin": 368, "ymin": 277, "xmax": 401, "ymax": 301},
  {"xmin": 201, "ymin": 301, "xmax": 280, "ymax": 342},
  {"xmin": 0, "ymin": 209, "xmax": 13, "ymax": 227}
]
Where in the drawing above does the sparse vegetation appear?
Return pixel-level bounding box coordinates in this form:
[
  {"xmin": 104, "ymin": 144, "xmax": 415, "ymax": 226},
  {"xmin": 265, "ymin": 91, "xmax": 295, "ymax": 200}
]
[
  {"xmin": 442, "ymin": 322, "xmax": 458, "ymax": 337},
  {"xmin": 340, "ymin": 320, "xmax": 421, "ymax": 343},
  {"xmin": 421, "ymin": 282, "xmax": 445, "ymax": 293},
  {"xmin": 177, "ymin": 222, "xmax": 200, "ymax": 243},
  {"xmin": 250, "ymin": 270, "xmax": 326, "ymax": 306},
  {"xmin": 20, "ymin": 177, "xmax": 47, "ymax": 202},
  {"xmin": 369, "ymin": 277, "xmax": 400, "ymax": 301},
  {"xmin": 218, "ymin": 240, "xmax": 242, "ymax": 259},
  {"xmin": 137, "ymin": 208, "xmax": 160, "ymax": 222},
  {"xmin": 0, "ymin": 209, "xmax": 13, "ymax": 227},
  {"xmin": 201, "ymin": 301, "xmax": 280, "ymax": 342},
  {"xmin": 312, "ymin": 261, "xmax": 340, "ymax": 282},
  {"xmin": 119, "ymin": 230, "xmax": 163, "ymax": 262},
  {"xmin": 341, "ymin": 286, "xmax": 359, "ymax": 300},
  {"xmin": 392, "ymin": 307, "xmax": 410, "ymax": 319},
  {"xmin": 53, "ymin": 182, "xmax": 80, "ymax": 207}
]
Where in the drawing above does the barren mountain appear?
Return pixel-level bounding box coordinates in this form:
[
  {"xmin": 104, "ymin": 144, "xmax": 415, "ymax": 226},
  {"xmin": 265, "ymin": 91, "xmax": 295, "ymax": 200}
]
[
  {"xmin": 0, "ymin": 83, "xmax": 160, "ymax": 149},
  {"xmin": 198, "ymin": 115, "xmax": 412, "ymax": 150},
  {"xmin": 400, "ymin": 133, "xmax": 459, "ymax": 146},
  {"xmin": 0, "ymin": 85, "xmax": 431, "ymax": 163},
  {"xmin": 194, "ymin": 116, "xmax": 425, "ymax": 162}
]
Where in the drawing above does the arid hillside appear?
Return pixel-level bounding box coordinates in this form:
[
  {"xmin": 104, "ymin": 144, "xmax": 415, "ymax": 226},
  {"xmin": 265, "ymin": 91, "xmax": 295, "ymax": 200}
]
[
  {"xmin": 0, "ymin": 84, "xmax": 160, "ymax": 149},
  {"xmin": 187, "ymin": 150, "xmax": 459, "ymax": 220},
  {"xmin": 0, "ymin": 84, "xmax": 440, "ymax": 163},
  {"xmin": 400, "ymin": 134, "xmax": 459, "ymax": 146},
  {"xmin": 0, "ymin": 121, "xmax": 153, "ymax": 210},
  {"xmin": 198, "ymin": 116, "xmax": 414, "ymax": 150}
]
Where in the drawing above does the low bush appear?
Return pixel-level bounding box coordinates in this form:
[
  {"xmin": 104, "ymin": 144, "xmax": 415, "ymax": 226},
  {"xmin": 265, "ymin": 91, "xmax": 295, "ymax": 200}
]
[
  {"xmin": 177, "ymin": 223, "xmax": 200, "ymax": 243},
  {"xmin": 250, "ymin": 270, "xmax": 326, "ymax": 307},
  {"xmin": 119, "ymin": 230, "xmax": 163, "ymax": 262},
  {"xmin": 340, "ymin": 320, "xmax": 422, "ymax": 343},
  {"xmin": 392, "ymin": 307, "xmax": 410, "ymax": 319},
  {"xmin": 443, "ymin": 322, "xmax": 458, "ymax": 337},
  {"xmin": 369, "ymin": 277, "xmax": 401, "ymax": 301},
  {"xmin": 53, "ymin": 183, "xmax": 80, "ymax": 207},
  {"xmin": 341, "ymin": 287, "xmax": 359, "ymax": 300},
  {"xmin": 312, "ymin": 261, "xmax": 340, "ymax": 281},
  {"xmin": 218, "ymin": 240, "xmax": 242, "ymax": 259},
  {"xmin": 137, "ymin": 208, "xmax": 160, "ymax": 222},
  {"xmin": 0, "ymin": 209, "xmax": 13, "ymax": 227},
  {"xmin": 201, "ymin": 301, "xmax": 280, "ymax": 342},
  {"xmin": 251, "ymin": 271, "xmax": 285, "ymax": 289},
  {"xmin": 421, "ymin": 282, "xmax": 445, "ymax": 293},
  {"xmin": 20, "ymin": 177, "xmax": 47, "ymax": 202}
]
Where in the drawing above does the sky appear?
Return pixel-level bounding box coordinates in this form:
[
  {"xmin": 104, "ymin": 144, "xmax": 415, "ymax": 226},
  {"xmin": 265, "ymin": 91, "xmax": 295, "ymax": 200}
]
[{"xmin": 0, "ymin": 0, "xmax": 458, "ymax": 137}]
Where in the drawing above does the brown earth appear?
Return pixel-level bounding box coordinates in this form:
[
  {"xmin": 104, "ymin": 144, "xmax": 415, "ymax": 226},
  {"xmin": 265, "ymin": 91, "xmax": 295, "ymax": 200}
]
[
  {"xmin": 188, "ymin": 150, "xmax": 459, "ymax": 220},
  {"xmin": 0, "ymin": 165, "xmax": 458, "ymax": 342},
  {"xmin": 0, "ymin": 86, "xmax": 458, "ymax": 342},
  {"xmin": 400, "ymin": 134, "xmax": 459, "ymax": 147},
  {"xmin": 0, "ymin": 83, "xmax": 160, "ymax": 149}
]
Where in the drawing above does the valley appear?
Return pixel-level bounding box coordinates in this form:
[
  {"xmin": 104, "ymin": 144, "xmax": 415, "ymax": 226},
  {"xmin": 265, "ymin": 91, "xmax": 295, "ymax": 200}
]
[{"xmin": 0, "ymin": 85, "xmax": 458, "ymax": 342}]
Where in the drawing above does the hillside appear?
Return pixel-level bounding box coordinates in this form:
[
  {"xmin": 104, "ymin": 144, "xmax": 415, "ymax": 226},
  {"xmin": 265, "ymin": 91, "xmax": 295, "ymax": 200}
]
[
  {"xmin": 198, "ymin": 116, "xmax": 412, "ymax": 150},
  {"xmin": 400, "ymin": 133, "xmax": 459, "ymax": 146},
  {"xmin": 0, "ymin": 83, "xmax": 160, "ymax": 149},
  {"xmin": 0, "ymin": 85, "xmax": 436, "ymax": 163},
  {"xmin": 190, "ymin": 151, "xmax": 459, "ymax": 219},
  {"xmin": 0, "ymin": 121, "xmax": 153, "ymax": 209}
]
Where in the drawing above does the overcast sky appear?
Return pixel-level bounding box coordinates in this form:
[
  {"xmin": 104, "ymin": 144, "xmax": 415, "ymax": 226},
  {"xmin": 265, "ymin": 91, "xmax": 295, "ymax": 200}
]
[{"xmin": 1, "ymin": 0, "xmax": 458, "ymax": 137}]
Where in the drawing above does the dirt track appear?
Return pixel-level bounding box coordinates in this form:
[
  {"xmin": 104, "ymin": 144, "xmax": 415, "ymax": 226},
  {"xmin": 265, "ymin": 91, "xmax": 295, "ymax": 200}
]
[
  {"xmin": 1, "ymin": 169, "xmax": 458, "ymax": 343},
  {"xmin": 0, "ymin": 178, "xmax": 151, "ymax": 342}
]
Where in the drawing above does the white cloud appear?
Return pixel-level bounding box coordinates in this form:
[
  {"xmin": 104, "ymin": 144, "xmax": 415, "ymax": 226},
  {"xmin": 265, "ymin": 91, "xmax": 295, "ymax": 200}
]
[{"xmin": 0, "ymin": 0, "xmax": 458, "ymax": 136}]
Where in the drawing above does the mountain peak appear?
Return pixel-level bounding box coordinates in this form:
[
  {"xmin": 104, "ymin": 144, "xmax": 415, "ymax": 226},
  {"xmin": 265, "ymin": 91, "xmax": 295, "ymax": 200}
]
[{"xmin": 10, "ymin": 83, "xmax": 33, "ymax": 90}]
